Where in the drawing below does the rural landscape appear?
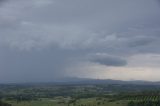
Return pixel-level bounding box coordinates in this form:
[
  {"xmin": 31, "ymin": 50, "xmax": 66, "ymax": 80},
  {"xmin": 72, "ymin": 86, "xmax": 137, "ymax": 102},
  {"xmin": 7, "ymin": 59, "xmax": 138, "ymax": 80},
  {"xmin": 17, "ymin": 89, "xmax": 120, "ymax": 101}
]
[
  {"xmin": 1, "ymin": 79, "xmax": 160, "ymax": 106},
  {"xmin": 1, "ymin": 0, "xmax": 160, "ymax": 106}
]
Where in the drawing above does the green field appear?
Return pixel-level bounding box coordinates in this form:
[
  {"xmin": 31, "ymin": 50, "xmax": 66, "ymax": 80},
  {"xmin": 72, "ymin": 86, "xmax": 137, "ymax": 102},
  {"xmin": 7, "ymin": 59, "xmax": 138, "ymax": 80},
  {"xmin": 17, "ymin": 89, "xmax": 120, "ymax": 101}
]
[{"xmin": 1, "ymin": 83, "xmax": 160, "ymax": 106}]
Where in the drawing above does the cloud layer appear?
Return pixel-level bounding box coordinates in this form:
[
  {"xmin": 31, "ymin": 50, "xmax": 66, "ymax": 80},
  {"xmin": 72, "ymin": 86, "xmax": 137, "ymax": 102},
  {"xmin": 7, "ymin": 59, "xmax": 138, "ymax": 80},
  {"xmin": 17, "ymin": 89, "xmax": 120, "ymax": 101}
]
[{"xmin": 0, "ymin": 0, "xmax": 160, "ymax": 82}]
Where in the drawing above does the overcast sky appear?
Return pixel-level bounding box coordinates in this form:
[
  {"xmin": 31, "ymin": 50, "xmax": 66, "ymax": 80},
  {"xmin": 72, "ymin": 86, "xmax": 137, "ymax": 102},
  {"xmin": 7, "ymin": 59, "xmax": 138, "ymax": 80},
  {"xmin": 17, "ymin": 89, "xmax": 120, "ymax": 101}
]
[{"xmin": 0, "ymin": 0, "xmax": 160, "ymax": 83}]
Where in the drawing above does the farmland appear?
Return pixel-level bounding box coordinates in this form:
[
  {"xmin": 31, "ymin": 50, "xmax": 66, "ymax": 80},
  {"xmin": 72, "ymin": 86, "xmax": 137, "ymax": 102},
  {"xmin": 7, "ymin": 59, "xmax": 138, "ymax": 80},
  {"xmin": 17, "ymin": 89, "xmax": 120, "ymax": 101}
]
[{"xmin": 1, "ymin": 82, "xmax": 160, "ymax": 106}]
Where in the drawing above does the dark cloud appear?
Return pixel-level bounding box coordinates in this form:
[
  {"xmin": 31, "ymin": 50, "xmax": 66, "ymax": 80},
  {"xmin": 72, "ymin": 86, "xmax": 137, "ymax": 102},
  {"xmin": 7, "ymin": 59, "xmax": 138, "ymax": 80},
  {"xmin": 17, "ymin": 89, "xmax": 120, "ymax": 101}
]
[
  {"xmin": 0, "ymin": 47, "xmax": 86, "ymax": 83},
  {"xmin": 0, "ymin": 0, "xmax": 5, "ymax": 2},
  {"xmin": 156, "ymin": 0, "xmax": 160, "ymax": 4},
  {"xmin": 0, "ymin": 0, "xmax": 160, "ymax": 82},
  {"xmin": 0, "ymin": 0, "xmax": 6, "ymax": 5},
  {"xmin": 90, "ymin": 54, "xmax": 127, "ymax": 66}
]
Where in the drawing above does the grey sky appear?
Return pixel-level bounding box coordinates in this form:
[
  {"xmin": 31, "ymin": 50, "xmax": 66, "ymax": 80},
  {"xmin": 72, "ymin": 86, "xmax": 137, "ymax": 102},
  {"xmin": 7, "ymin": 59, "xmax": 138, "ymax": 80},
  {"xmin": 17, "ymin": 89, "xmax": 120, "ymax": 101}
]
[{"xmin": 0, "ymin": 0, "xmax": 160, "ymax": 82}]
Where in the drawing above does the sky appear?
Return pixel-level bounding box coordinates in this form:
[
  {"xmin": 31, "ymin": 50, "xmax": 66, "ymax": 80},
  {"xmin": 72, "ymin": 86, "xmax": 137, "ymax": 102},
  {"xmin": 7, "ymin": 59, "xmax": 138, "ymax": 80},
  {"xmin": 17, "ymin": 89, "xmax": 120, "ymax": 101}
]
[{"xmin": 0, "ymin": 0, "xmax": 160, "ymax": 83}]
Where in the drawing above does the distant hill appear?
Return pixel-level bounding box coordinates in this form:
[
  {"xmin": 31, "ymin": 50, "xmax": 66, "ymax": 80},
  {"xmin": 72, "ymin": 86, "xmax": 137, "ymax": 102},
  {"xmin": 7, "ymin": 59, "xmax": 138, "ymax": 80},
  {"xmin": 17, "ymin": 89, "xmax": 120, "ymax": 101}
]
[
  {"xmin": 1, "ymin": 77, "xmax": 160, "ymax": 85},
  {"xmin": 43, "ymin": 77, "xmax": 160, "ymax": 85}
]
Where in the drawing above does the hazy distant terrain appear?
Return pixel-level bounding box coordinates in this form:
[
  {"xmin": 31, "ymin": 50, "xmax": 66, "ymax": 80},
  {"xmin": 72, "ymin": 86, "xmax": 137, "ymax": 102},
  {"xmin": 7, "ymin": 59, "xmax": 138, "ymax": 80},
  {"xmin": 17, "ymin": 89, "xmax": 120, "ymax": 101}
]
[{"xmin": 1, "ymin": 79, "xmax": 160, "ymax": 106}]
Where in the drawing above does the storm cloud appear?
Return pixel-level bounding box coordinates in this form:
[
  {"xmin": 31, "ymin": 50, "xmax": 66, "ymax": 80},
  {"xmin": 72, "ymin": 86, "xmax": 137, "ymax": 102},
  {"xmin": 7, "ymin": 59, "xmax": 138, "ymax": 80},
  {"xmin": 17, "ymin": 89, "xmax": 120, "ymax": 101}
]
[
  {"xmin": 0, "ymin": 0, "xmax": 160, "ymax": 82},
  {"xmin": 89, "ymin": 54, "xmax": 127, "ymax": 66}
]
